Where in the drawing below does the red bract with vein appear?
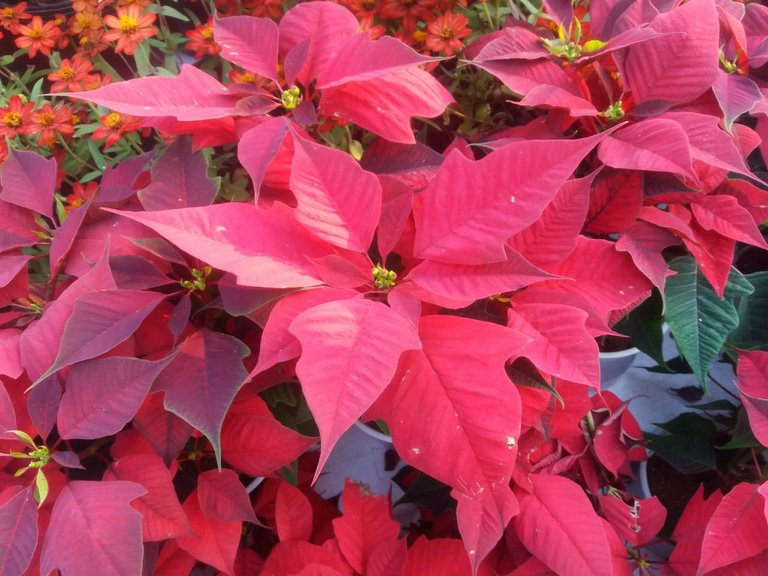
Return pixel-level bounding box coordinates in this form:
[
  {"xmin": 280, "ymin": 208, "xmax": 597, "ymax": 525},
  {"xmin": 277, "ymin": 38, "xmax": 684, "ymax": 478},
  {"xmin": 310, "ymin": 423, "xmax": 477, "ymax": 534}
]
[{"xmin": 3, "ymin": 0, "xmax": 768, "ymax": 573}]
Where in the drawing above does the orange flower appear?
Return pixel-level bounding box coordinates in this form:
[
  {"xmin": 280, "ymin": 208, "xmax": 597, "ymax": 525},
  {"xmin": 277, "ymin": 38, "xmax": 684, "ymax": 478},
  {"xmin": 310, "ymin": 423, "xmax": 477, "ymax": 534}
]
[
  {"xmin": 29, "ymin": 103, "xmax": 74, "ymax": 146},
  {"xmin": 92, "ymin": 111, "xmax": 142, "ymax": 149},
  {"xmin": 15, "ymin": 15, "xmax": 62, "ymax": 58},
  {"xmin": 245, "ymin": 0, "xmax": 284, "ymax": 19},
  {"xmin": 48, "ymin": 55, "xmax": 97, "ymax": 93},
  {"xmin": 118, "ymin": 0, "xmax": 153, "ymax": 7},
  {"xmin": 343, "ymin": 0, "xmax": 380, "ymax": 29},
  {"xmin": 0, "ymin": 95, "xmax": 34, "ymax": 139},
  {"xmin": 425, "ymin": 11, "xmax": 471, "ymax": 56},
  {"xmin": 0, "ymin": 3, "xmax": 31, "ymax": 34},
  {"xmin": 379, "ymin": 0, "xmax": 437, "ymax": 31},
  {"xmin": 72, "ymin": 0, "xmax": 101, "ymax": 12},
  {"xmin": 65, "ymin": 181, "xmax": 98, "ymax": 213},
  {"xmin": 185, "ymin": 19, "xmax": 221, "ymax": 59},
  {"xmin": 69, "ymin": 11, "xmax": 102, "ymax": 40},
  {"xmin": 102, "ymin": 5, "xmax": 157, "ymax": 55},
  {"xmin": 76, "ymin": 31, "xmax": 109, "ymax": 57}
]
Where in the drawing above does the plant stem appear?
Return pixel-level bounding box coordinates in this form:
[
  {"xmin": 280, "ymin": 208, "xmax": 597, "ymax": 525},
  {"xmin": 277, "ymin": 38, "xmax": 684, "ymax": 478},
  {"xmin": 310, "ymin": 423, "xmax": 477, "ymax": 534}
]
[
  {"xmin": 0, "ymin": 65, "xmax": 32, "ymax": 97},
  {"xmin": 708, "ymin": 374, "xmax": 740, "ymax": 402},
  {"xmin": 94, "ymin": 53, "xmax": 124, "ymax": 81},
  {"xmin": 57, "ymin": 134, "xmax": 99, "ymax": 172},
  {"xmin": 481, "ymin": 1, "xmax": 495, "ymax": 31}
]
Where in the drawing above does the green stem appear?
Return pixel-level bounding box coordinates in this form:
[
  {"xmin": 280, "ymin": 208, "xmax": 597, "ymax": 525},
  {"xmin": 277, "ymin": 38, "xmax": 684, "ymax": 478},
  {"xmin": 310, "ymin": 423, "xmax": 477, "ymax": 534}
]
[
  {"xmin": 57, "ymin": 134, "xmax": 99, "ymax": 172},
  {"xmin": 94, "ymin": 53, "xmax": 124, "ymax": 82},
  {"xmin": 154, "ymin": 0, "xmax": 173, "ymax": 42},
  {"xmin": 125, "ymin": 132, "xmax": 148, "ymax": 156},
  {"xmin": 708, "ymin": 374, "xmax": 740, "ymax": 402},
  {"xmin": 481, "ymin": 1, "xmax": 495, "ymax": 31},
  {"xmin": 0, "ymin": 65, "xmax": 32, "ymax": 97},
  {"xmin": 506, "ymin": 0, "xmax": 524, "ymax": 20},
  {"xmin": 516, "ymin": 0, "xmax": 541, "ymax": 19}
]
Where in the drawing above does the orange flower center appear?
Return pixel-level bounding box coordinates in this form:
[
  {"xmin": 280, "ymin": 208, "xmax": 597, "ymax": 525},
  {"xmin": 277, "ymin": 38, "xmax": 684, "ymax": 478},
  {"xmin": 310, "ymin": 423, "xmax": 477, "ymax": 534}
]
[
  {"xmin": 28, "ymin": 28, "xmax": 44, "ymax": 40},
  {"xmin": 440, "ymin": 26, "xmax": 454, "ymax": 40},
  {"xmin": 70, "ymin": 198, "xmax": 85, "ymax": 207},
  {"xmin": 412, "ymin": 30, "xmax": 427, "ymax": 43},
  {"xmin": 201, "ymin": 26, "xmax": 214, "ymax": 40},
  {"xmin": 77, "ymin": 13, "xmax": 97, "ymax": 27},
  {"xmin": 36, "ymin": 112, "xmax": 55, "ymax": 127},
  {"xmin": 3, "ymin": 111, "xmax": 23, "ymax": 128},
  {"xmin": 59, "ymin": 66, "xmax": 76, "ymax": 81},
  {"xmin": 104, "ymin": 112, "xmax": 124, "ymax": 129},
  {"xmin": 2, "ymin": 8, "xmax": 14, "ymax": 19},
  {"xmin": 119, "ymin": 15, "xmax": 138, "ymax": 34}
]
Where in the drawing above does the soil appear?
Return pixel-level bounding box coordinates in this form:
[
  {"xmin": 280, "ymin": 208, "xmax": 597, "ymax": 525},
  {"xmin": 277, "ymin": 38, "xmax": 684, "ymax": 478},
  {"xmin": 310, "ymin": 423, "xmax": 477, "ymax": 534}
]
[
  {"xmin": 645, "ymin": 455, "xmax": 721, "ymax": 538},
  {"xmin": 646, "ymin": 452, "xmax": 765, "ymax": 538}
]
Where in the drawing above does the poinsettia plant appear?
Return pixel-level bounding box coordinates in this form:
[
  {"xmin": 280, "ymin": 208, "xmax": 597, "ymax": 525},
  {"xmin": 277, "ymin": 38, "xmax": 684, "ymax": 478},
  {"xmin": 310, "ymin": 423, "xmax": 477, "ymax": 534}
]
[{"xmin": 2, "ymin": 0, "xmax": 768, "ymax": 574}]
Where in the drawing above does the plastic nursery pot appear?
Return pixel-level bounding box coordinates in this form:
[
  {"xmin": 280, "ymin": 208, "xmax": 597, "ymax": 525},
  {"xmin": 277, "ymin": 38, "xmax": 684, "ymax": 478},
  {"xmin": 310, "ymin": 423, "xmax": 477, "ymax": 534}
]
[
  {"xmin": 313, "ymin": 419, "xmax": 400, "ymax": 500},
  {"xmin": 599, "ymin": 346, "xmax": 642, "ymax": 387},
  {"xmin": 353, "ymin": 419, "xmax": 393, "ymax": 443}
]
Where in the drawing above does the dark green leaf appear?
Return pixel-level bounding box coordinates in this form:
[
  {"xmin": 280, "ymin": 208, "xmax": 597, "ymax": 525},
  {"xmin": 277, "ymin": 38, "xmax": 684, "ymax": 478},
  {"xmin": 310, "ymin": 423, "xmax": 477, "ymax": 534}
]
[
  {"xmin": 728, "ymin": 271, "xmax": 768, "ymax": 349},
  {"xmin": 646, "ymin": 432, "xmax": 717, "ymax": 474},
  {"xmin": 614, "ymin": 290, "xmax": 669, "ymax": 369},
  {"xmin": 664, "ymin": 257, "xmax": 753, "ymax": 387}
]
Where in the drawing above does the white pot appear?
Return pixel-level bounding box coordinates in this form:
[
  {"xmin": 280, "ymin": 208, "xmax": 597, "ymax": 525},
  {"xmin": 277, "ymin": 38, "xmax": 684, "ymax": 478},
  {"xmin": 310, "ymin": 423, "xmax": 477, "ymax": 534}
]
[
  {"xmin": 313, "ymin": 419, "xmax": 400, "ymax": 500},
  {"xmin": 599, "ymin": 346, "xmax": 642, "ymax": 387}
]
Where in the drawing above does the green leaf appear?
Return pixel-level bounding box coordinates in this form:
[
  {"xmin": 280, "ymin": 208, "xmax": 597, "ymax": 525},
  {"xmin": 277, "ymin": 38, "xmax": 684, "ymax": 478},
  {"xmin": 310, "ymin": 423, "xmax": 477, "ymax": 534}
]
[
  {"xmin": 0, "ymin": 54, "xmax": 14, "ymax": 66},
  {"xmin": 29, "ymin": 78, "xmax": 45, "ymax": 101},
  {"xmin": 664, "ymin": 257, "xmax": 753, "ymax": 387},
  {"xmin": 691, "ymin": 400, "xmax": 738, "ymax": 412},
  {"xmin": 87, "ymin": 139, "xmax": 107, "ymax": 171},
  {"xmin": 54, "ymin": 196, "xmax": 68, "ymax": 226},
  {"xmin": 80, "ymin": 169, "xmax": 105, "ymax": 184},
  {"xmin": 583, "ymin": 39, "xmax": 607, "ymax": 53},
  {"xmin": 160, "ymin": 5, "xmax": 190, "ymax": 21},
  {"xmin": 646, "ymin": 432, "xmax": 717, "ymax": 474},
  {"xmin": 133, "ymin": 47, "xmax": 154, "ymax": 78},
  {"xmin": 34, "ymin": 469, "xmax": 49, "ymax": 507},
  {"xmin": 73, "ymin": 123, "xmax": 99, "ymax": 137},
  {"xmin": 645, "ymin": 355, "xmax": 692, "ymax": 374},
  {"xmin": 8, "ymin": 430, "xmax": 38, "ymax": 450},
  {"xmin": 614, "ymin": 290, "xmax": 669, "ymax": 370},
  {"xmin": 728, "ymin": 271, "xmax": 768, "ymax": 349},
  {"xmin": 506, "ymin": 357, "xmax": 565, "ymax": 408},
  {"xmin": 654, "ymin": 412, "xmax": 717, "ymax": 437},
  {"xmin": 717, "ymin": 407, "xmax": 762, "ymax": 450}
]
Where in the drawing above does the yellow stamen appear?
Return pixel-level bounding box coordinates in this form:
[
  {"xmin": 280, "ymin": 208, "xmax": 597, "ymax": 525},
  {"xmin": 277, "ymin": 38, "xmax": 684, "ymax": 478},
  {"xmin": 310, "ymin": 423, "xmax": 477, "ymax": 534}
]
[
  {"xmin": 104, "ymin": 112, "xmax": 124, "ymax": 129},
  {"xmin": 36, "ymin": 112, "xmax": 55, "ymax": 127},
  {"xmin": 119, "ymin": 15, "xmax": 138, "ymax": 34},
  {"xmin": 59, "ymin": 66, "xmax": 76, "ymax": 81},
  {"xmin": 3, "ymin": 111, "xmax": 23, "ymax": 128}
]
